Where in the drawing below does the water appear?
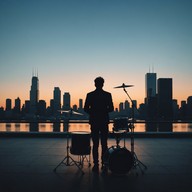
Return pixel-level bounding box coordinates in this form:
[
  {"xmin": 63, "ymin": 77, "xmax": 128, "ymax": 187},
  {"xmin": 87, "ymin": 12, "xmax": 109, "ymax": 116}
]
[{"xmin": 0, "ymin": 121, "xmax": 192, "ymax": 133}]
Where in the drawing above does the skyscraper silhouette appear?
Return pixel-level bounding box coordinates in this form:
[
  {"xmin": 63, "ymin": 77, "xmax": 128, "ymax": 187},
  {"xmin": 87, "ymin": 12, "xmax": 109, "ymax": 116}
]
[
  {"xmin": 30, "ymin": 76, "xmax": 39, "ymax": 115},
  {"xmin": 53, "ymin": 87, "xmax": 61, "ymax": 115},
  {"xmin": 145, "ymin": 72, "xmax": 157, "ymax": 120},
  {"xmin": 157, "ymin": 78, "xmax": 173, "ymax": 120},
  {"xmin": 38, "ymin": 100, "xmax": 46, "ymax": 116},
  {"xmin": 187, "ymin": 96, "xmax": 192, "ymax": 119},
  {"xmin": 14, "ymin": 97, "xmax": 21, "ymax": 113},
  {"xmin": 79, "ymin": 99, "xmax": 83, "ymax": 110},
  {"xmin": 63, "ymin": 92, "xmax": 71, "ymax": 110},
  {"xmin": 145, "ymin": 72, "xmax": 157, "ymax": 98},
  {"xmin": 6, "ymin": 98, "xmax": 12, "ymax": 111}
]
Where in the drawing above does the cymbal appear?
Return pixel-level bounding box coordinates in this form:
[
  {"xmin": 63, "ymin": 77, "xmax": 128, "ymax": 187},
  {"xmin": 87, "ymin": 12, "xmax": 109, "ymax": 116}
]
[
  {"xmin": 72, "ymin": 111, "xmax": 83, "ymax": 116},
  {"xmin": 114, "ymin": 83, "xmax": 134, "ymax": 89},
  {"xmin": 58, "ymin": 109, "xmax": 83, "ymax": 116}
]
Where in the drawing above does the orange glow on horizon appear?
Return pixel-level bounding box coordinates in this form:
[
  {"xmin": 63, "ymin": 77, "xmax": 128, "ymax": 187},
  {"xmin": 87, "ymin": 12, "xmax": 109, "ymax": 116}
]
[
  {"xmin": 0, "ymin": 89, "xmax": 190, "ymax": 110},
  {"xmin": 0, "ymin": 75, "xmax": 191, "ymax": 109}
]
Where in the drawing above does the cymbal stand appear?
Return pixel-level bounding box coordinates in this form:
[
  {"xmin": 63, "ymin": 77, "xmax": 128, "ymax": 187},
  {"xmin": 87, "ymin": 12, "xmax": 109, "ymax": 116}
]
[
  {"xmin": 123, "ymin": 87, "xmax": 147, "ymax": 175},
  {"xmin": 53, "ymin": 113, "xmax": 85, "ymax": 175}
]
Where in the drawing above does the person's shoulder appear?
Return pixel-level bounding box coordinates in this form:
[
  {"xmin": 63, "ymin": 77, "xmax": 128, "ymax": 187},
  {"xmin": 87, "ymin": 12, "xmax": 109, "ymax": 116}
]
[
  {"xmin": 103, "ymin": 90, "xmax": 112, "ymax": 96},
  {"xmin": 87, "ymin": 90, "xmax": 95, "ymax": 96}
]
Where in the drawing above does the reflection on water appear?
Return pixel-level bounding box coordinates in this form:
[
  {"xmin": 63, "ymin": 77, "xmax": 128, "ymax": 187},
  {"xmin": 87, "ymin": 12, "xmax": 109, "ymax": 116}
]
[
  {"xmin": 6, "ymin": 123, "xmax": 11, "ymax": 131},
  {"xmin": 64, "ymin": 121, "xmax": 69, "ymax": 132},
  {"xmin": 15, "ymin": 123, "xmax": 20, "ymax": 132},
  {"xmin": 145, "ymin": 122, "xmax": 173, "ymax": 132},
  {"xmin": 0, "ymin": 122, "xmax": 191, "ymax": 132},
  {"xmin": 52, "ymin": 122, "xmax": 60, "ymax": 132},
  {"xmin": 158, "ymin": 122, "xmax": 172, "ymax": 132},
  {"xmin": 30, "ymin": 122, "xmax": 39, "ymax": 132},
  {"xmin": 145, "ymin": 122, "xmax": 158, "ymax": 132}
]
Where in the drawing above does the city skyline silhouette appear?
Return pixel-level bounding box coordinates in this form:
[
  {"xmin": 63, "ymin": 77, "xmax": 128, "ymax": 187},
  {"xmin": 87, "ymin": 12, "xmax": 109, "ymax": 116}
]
[
  {"xmin": 0, "ymin": 71, "xmax": 192, "ymax": 121},
  {"xmin": 0, "ymin": 70, "xmax": 191, "ymax": 108}
]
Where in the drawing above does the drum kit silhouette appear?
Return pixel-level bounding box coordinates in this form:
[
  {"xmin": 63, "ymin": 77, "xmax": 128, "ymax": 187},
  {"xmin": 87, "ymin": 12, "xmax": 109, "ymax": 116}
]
[
  {"xmin": 54, "ymin": 83, "xmax": 147, "ymax": 175},
  {"xmin": 53, "ymin": 109, "xmax": 91, "ymax": 175}
]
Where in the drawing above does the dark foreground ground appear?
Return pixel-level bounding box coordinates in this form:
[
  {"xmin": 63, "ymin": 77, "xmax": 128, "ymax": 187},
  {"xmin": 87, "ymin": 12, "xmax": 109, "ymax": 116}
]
[{"xmin": 0, "ymin": 135, "xmax": 192, "ymax": 192}]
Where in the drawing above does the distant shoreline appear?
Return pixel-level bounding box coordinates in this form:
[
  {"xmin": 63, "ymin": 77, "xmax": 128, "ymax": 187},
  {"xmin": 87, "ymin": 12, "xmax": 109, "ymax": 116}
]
[{"xmin": 0, "ymin": 119, "xmax": 192, "ymax": 124}]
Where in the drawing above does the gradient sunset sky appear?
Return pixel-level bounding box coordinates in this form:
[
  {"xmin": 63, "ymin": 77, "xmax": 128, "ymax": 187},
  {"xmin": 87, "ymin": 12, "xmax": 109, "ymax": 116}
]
[{"xmin": 0, "ymin": 0, "xmax": 191, "ymax": 109}]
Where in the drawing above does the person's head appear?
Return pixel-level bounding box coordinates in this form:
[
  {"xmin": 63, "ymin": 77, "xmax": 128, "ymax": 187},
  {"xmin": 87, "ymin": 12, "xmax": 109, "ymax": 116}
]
[{"xmin": 94, "ymin": 77, "xmax": 104, "ymax": 89}]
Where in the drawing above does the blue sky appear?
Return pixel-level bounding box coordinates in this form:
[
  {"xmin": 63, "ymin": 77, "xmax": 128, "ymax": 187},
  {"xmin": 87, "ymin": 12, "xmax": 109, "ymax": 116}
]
[{"xmin": 0, "ymin": 0, "xmax": 191, "ymax": 108}]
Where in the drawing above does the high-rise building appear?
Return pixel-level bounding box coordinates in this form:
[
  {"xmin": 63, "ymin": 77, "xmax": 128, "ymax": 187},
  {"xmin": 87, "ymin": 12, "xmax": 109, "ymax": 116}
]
[
  {"xmin": 172, "ymin": 99, "xmax": 179, "ymax": 119},
  {"xmin": 145, "ymin": 72, "xmax": 157, "ymax": 120},
  {"xmin": 48, "ymin": 99, "xmax": 54, "ymax": 116},
  {"xmin": 73, "ymin": 104, "xmax": 77, "ymax": 111},
  {"xmin": 145, "ymin": 72, "xmax": 157, "ymax": 98},
  {"xmin": 132, "ymin": 100, "xmax": 139, "ymax": 117},
  {"xmin": 79, "ymin": 99, "xmax": 83, "ymax": 110},
  {"xmin": 24, "ymin": 100, "xmax": 30, "ymax": 114},
  {"xmin": 124, "ymin": 100, "xmax": 130, "ymax": 117},
  {"xmin": 187, "ymin": 96, "xmax": 192, "ymax": 119},
  {"xmin": 181, "ymin": 100, "xmax": 186, "ymax": 107},
  {"xmin": 14, "ymin": 97, "xmax": 21, "ymax": 113},
  {"xmin": 157, "ymin": 78, "xmax": 173, "ymax": 120},
  {"xmin": 180, "ymin": 100, "xmax": 187, "ymax": 120},
  {"xmin": 6, "ymin": 98, "xmax": 12, "ymax": 111},
  {"xmin": 53, "ymin": 87, "xmax": 61, "ymax": 115},
  {"xmin": 124, "ymin": 100, "xmax": 130, "ymax": 110},
  {"xmin": 132, "ymin": 100, "xmax": 137, "ymax": 109},
  {"xmin": 119, "ymin": 102, "xmax": 124, "ymax": 113},
  {"xmin": 38, "ymin": 100, "xmax": 46, "ymax": 116},
  {"xmin": 63, "ymin": 92, "xmax": 71, "ymax": 110},
  {"xmin": 30, "ymin": 76, "xmax": 39, "ymax": 115}
]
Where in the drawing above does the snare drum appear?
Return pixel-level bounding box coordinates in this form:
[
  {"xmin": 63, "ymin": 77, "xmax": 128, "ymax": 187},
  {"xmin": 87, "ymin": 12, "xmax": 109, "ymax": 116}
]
[
  {"xmin": 113, "ymin": 117, "xmax": 129, "ymax": 131},
  {"xmin": 70, "ymin": 131, "xmax": 91, "ymax": 155},
  {"xmin": 104, "ymin": 146, "xmax": 133, "ymax": 174}
]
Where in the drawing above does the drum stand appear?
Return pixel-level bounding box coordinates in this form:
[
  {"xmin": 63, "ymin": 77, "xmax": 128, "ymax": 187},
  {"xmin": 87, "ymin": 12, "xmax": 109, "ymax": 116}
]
[
  {"xmin": 123, "ymin": 87, "xmax": 147, "ymax": 175},
  {"xmin": 53, "ymin": 132, "xmax": 85, "ymax": 175},
  {"xmin": 53, "ymin": 112, "xmax": 89, "ymax": 175}
]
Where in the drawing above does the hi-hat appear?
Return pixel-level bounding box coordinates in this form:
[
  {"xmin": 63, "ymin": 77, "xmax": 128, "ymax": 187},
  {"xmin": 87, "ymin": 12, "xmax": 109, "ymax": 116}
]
[{"xmin": 114, "ymin": 83, "xmax": 134, "ymax": 89}]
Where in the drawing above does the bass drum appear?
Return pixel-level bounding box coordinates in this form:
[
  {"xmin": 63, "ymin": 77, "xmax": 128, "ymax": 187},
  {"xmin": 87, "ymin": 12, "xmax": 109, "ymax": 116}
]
[{"xmin": 104, "ymin": 146, "xmax": 133, "ymax": 175}]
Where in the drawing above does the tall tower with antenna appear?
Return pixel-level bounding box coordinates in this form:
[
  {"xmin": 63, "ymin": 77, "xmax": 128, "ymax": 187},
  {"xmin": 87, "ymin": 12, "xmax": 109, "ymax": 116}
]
[
  {"xmin": 145, "ymin": 66, "xmax": 156, "ymax": 98},
  {"xmin": 30, "ymin": 69, "xmax": 39, "ymax": 115},
  {"xmin": 145, "ymin": 66, "xmax": 157, "ymax": 120}
]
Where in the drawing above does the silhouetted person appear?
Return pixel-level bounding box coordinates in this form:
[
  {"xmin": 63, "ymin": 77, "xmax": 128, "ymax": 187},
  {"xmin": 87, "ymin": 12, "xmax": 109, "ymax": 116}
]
[{"xmin": 84, "ymin": 77, "xmax": 114, "ymax": 173}]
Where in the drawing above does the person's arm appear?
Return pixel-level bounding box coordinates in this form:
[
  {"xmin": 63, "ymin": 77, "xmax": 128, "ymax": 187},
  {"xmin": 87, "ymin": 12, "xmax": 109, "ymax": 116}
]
[
  {"xmin": 84, "ymin": 94, "xmax": 91, "ymax": 114},
  {"xmin": 108, "ymin": 93, "xmax": 114, "ymax": 113}
]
